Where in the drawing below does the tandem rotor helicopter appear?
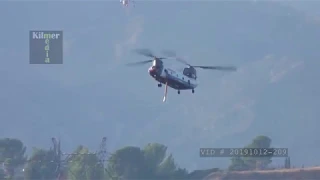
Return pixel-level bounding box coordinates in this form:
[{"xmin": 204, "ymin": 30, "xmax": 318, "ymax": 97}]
[
  {"xmin": 126, "ymin": 49, "xmax": 237, "ymax": 102},
  {"xmin": 120, "ymin": 0, "xmax": 134, "ymax": 7}
]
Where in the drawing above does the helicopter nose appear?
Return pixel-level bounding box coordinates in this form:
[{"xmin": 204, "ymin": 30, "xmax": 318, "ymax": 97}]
[
  {"xmin": 148, "ymin": 66, "xmax": 156, "ymax": 76},
  {"xmin": 148, "ymin": 66, "xmax": 156, "ymax": 72}
]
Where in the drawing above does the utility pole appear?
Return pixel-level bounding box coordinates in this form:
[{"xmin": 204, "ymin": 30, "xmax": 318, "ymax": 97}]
[
  {"xmin": 51, "ymin": 137, "xmax": 68, "ymax": 180},
  {"xmin": 52, "ymin": 137, "xmax": 110, "ymax": 180},
  {"xmin": 96, "ymin": 137, "xmax": 108, "ymax": 168},
  {"xmin": 96, "ymin": 138, "xmax": 120, "ymax": 180},
  {"xmin": 52, "ymin": 137, "xmax": 94, "ymax": 180}
]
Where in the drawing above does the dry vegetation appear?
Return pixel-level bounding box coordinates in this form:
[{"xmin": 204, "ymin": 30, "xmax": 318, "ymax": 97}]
[{"xmin": 204, "ymin": 167, "xmax": 320, "ymax": 180}]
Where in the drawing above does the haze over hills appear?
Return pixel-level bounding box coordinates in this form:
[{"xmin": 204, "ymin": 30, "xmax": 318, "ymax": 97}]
[
  {"xmin": 1, "ymin": 1, "xmax": 320, "ymax": 171},
  {"xmin": 284, "ymin": 1, "xmax": 320, "ymax": 17}
]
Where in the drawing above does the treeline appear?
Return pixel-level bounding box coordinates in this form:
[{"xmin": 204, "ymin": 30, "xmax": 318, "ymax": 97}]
[
  {"xmin": 0, "ymin": 135, "xmax": 286, "ymax": 180},
  {"xmin": 228, "ymin": 135, "xmax": 291, "ymax": 171}
]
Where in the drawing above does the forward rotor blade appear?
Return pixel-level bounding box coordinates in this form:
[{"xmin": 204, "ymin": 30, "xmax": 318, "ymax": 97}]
[
  {"xmin": 134, "ymin": 49, "xmax": 166, "ymax": 60},
  {"xmin": 133, "ymin": 49, "xmax": 155, "ymax": 58},
  {"xmin": 126, "ymin": 60, "xmax": 153, "ymax": 66},
  {"xmin": 161, "ymin": 50, "xmax": 177, "ymax": 57},
  {"xmin": 161, "ymin": 50, "xmax": 191, "ymax": 66},
  {"xmin": 193, "ymin": 66, "xmax": 237, "ymax": 71}
]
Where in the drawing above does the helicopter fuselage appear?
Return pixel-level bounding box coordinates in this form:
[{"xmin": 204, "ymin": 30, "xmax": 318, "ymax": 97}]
[
  {"xmin": 148, "ymin": 65, "xmax": 197, "ymax": 91},
  {"xmin": 130, "ymin": 49, "xmax": 236, "ymax": 101}
]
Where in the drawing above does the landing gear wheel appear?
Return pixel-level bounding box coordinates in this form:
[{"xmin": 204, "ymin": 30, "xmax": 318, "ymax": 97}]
[
  {"xmin": 158, "ymin": 83, "xmax": 162, "ymax": 87},
  {"xmin": 178, "ymin": 90, "xmax": 180, "ymax": 94},
  {"xmin": 192, "ymin": 89, "xmax": 194, "ymax": 93}
]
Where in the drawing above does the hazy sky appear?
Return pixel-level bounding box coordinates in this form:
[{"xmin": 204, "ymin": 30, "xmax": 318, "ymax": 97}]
[{"xmin": 1, "ymin": 1, "xmax": 320, "ymax": 170}]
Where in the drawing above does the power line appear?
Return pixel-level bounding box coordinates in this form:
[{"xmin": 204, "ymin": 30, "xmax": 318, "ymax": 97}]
[
  {"xmin": 51, "ymin": 137, "xmax": 110, "ymax": 180},
  {"xmin": 0, "ymin": 137, "xmax": 113, "ymax": 180}
]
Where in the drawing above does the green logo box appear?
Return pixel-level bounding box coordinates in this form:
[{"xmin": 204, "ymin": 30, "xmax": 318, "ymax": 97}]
[{"xmin": 29, "ymin": 30, "xmax": 63, "ymax": 64}]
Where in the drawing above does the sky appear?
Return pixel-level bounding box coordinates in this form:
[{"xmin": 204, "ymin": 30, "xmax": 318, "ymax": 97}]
[{"xmin": 1, "ymin": 0, "xmax": 320, "ymax": 171}]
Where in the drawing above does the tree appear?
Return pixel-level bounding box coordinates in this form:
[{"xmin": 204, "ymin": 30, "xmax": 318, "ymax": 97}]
[
  {"xmin": 107, "ymin": 146, "xmax": 148, "ymax": 179},
  {"xmin": 143, "ymin": 143, "xmax": 186, "ymax": 179},
  {"xmin": 249, "ymin": 136, "xmax": 272, "ymax": 148},
  {"xmin": 143, "ymin": 143, "xmax": 168, "ymax": 174},
  {"xmin": 243, "ymin": 135, "xmax": 272, "ymax": 170},
  {"xmin": 143, "ymin": 143, "xmax": 178, "ymax": 178},
  {"xmin": 228, "ymin": 157, "xmax": 249, "ymax": 171},
  {"xmin": 67, "ymin": 145, "xmax": 104, "ymax": 180},
  {"xmin": 23, "ymin": 148, "xmax": 57, "ymax": 180},
  {"xmin": 106, "ymin": 143, "xmax": 186, "ymax": 179},
  {"xmin": 0, "ymin": 138, "xmax": 27, "ymax": 179},
  {"xmin": 228, "ymin": 135, "xmax": 273, "ymax": 171},
  {"xmin": 157, "ymin": 154, "xmax": 177, "ymax": 175}
]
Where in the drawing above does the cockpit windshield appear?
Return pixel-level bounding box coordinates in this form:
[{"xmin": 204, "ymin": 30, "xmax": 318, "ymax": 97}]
[{"xmin": 183, "ymin": 67, "xmax": 197, "ymax": 79}]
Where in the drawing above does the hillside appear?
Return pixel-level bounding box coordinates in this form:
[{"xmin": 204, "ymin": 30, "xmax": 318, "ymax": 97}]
[
  {"xmin": 204, "ymin": 167, "xmax": 320, "ymax": 180},
  {"xmin": 1, "ymin": 1, "xmax": 320, "ymax": 171}
]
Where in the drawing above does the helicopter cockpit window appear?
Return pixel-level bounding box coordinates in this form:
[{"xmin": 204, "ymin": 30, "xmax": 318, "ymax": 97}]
[{"xmin": 183, "ymin": 68, "xmax": 196, "ymax": 79}]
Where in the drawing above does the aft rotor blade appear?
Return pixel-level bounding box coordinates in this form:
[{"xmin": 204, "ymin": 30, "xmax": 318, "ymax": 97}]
[
  {"xmin": 193, "ymin": 66, "xmax": 237, "ymax": 71},
  {"xmin": 126, "ymin": 60, "xmax": 153, "ymax": 66},
  {"xmin": 133, "ymin": 49, "xmax": 155, "ymax": 58}
]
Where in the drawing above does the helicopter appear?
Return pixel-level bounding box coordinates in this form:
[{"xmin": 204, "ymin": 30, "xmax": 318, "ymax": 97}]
[
  {"xmin": 120, "ymin": 0, "xmax": 134, "ymax": 7},
  {"xmin": 126, "ymin": 49, "xmax": 237, "ymax": 102}
]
